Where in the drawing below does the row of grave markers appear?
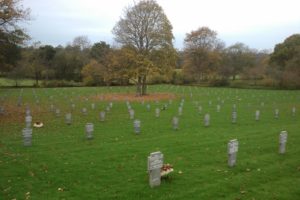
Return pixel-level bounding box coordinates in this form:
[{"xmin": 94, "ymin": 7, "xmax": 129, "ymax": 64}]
[{"xmin": 148, "ymin": 130, "xmax": 288, "ymax": 188}]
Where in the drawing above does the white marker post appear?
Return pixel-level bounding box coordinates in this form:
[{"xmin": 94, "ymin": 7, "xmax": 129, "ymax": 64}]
[
  {"xmin": 172, "ymin": 116, "xmax": 179, "ymax": 130},
  {"xmin": 85, "ymin": 123, "xmax": 94, "ymax": 139},
  {"xmin": 232, "ymin": 111, "xmax": 237, "ymax": 124},
  {"xmin": 255, "ymin": 110, "xmax": 260, "ymax": 121},
  {"xmin": 204, "ymin": 114, "xmax": 210, "ymax": 127},
  {"xmin": 279, "ymin": 131, "xmax": 288, "ymax": 154},
  {"xmin": 22, "ymin": 128, "xmax": 32, "ymax": 146},
  {"xmin": 134, "ymin": 119, "xmax": 141, "ymax": 134},
  {"xmin": 65, "ymin": 113, "xmax": 72, "ymax": 125},
  {"xmin": 25, "ymin": 115, "xmax": 32, "ymax": 128},
  {"xmin": 99, "ymin": 111, "xmax": 105, "ymax": 122},
  {"xmin": 155, "ymin": 108, "xmax": 160, "ymax": 118},
  {"xmin": 148, "ymin": 152, "xmax": 163, "ymax": 188},
  {"xmin": 228, "ymin": 139, "xmax": 238, "ymax": 167}
]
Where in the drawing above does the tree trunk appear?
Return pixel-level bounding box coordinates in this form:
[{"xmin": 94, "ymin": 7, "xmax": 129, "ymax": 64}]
[
  {"xmin": 232, "ymin": 74, "xmax": 236, "ymax": 81},
  {"xmin": 141, "ymin": 76, "xmax": 147, "ymax": 95},
  {"xmin": 136, "ymin": 76, "xmax": 142, "ymax": 96},
  {"xmin": 35, "ymin": 72, "xmax": 39, "ymax": 86}
]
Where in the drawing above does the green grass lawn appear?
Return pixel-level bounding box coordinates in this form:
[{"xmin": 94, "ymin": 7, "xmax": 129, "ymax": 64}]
[{"xmin": 0, "ymin": 85, "xmax": 300, "ymax": 199}]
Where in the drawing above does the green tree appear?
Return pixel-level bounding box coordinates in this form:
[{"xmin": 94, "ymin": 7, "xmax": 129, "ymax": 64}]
[
  {"xmin": 223, "ymin": 42, "xmax": 255, "ymax": 80},
  {"xmin": 270, "ymin": 34, "xmax": 300, "ymax": 87},
  {"xmin": 90, "ymin": 41, "xmax": 111, "ymax": 64},
  {"xmin": 183, "ymin": 27, "xmax": 224, "ymax": 82},
  {"xmin": 112, "ymin": 0, "xmax": 175, "ymax": 95},
  {"xmin": 0, "ymin": 0, "xmax": 30, "ymax": 72}
]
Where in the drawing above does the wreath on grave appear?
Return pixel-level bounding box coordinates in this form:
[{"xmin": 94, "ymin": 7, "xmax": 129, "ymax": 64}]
[
  {"xmin": 33, "ymin": 122, "xmax": 44, "ymax": 128},
  {"xmin": 161, "ymin": 164, "xmax": 174, "ymax": 177}
]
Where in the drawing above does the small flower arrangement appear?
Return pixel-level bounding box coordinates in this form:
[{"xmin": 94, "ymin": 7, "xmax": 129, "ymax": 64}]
[
  {"xmin": 161, "ymin": 163, "xmax": 174, "ymax": 177},
  {"xmin": 33, "ymin": 122, "xmax": 43, "ymax": 128}
]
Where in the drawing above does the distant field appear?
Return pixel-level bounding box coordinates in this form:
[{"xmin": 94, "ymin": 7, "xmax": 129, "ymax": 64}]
[
  {"xmin": 0, "ymin": 78, "xmax": 36, "ymax": 87},
  {"xmin": 0, "ymin": 85, "xmax": 299, "ymax": 199}
]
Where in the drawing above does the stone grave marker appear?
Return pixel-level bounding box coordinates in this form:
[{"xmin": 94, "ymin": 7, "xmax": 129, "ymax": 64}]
[
  {"xmin": 0, "ymin": 106, "xmax": 4, "ymax": 115},
  {"xmin": 85, "ymin": 123, "xmax": 94, "ymax": 139},
  {"xmin": 279, "ymin": 131, "xmax": 287, "ymax": 154},
  {"xmin": 55, "ymin": 108, "xmax": 60, "ymax": 117},
  {"xmin": 232, "ymin": 111, "xmax": 237, "ymax": 124},
  {"xmin": 217, "ymin": 104, "xmax": 221, "ymax": 112},
  {"xmin": 65, "ymin": 113, "xmax": 72, "ymax": 125},
  {"xmin": 162, "ymin": 103, "xmax": 168, "ymax": 110},
  {"xmin": 71, "ymin": 103, "xmax": 75, "ymax": 110},
  {"xmin": 129, "ymin": 109, "xmax": 135, "ymax": 120},
  {"xmin": 274, "ymin": 109, "xmax": 279, "ymax": 119},
  {"xmin": 99, "ymin": 111, "xmax": 105, "ymax": 122},
  {"xmin": 155, "ymin": 108, "xmax": 160, "ymax": 118},
  {"xmin": 232, "ymin": 104, "xmax": 237, "ymax": 112},
  {"xmin": 134, "ymin": 119, "xmax": 141, "ymax": 134},
  {"xmin": 255, "ymin": 110, "xmax": 260, "ymax": 121},
  {"xmin": 82, "ymin": 108, "xmax": 87, "ymax": 115},
  {"xmin": 22, "ymin": 128, "xmax": 32, "ymax": 146},
  {"xmin": 50, "ymin": 104, "xmax": 54, "ymax": 112},
  {"xmin": 106, "ymin": 106, "xmax": 110, "ymax": 112},
  {"xmin": 228, "ymin": 139, "xmax": 238, "ymax": 167},
  {"xmin": 25, "ymin": 115, "xmax": 32, "ymax": 128},
  {"xmin": 178, "ymin": 106, "xmax": 183, "ymax": 116},
  {"xmin": 204, "ymin": 114, "xmax": 210, "ymax": 127},
  {"xmin": 147, "ymin": 151, "xmax": 163, "ymax": 188},
  {"xmin": 25, "ymin": 107, "xmax": 31, "ymax": 116},
  {"xmin": 146, "ymin": 104, "xmax": 151, "ymax": 111},
  {"xmin": 91, "ymin": 103, "xmax": 95, "ymax": 110},
  {"xmin": 172, "ymin": 116, "xmax": 179, "ymax": 130},
  {"xmin": 292, "ymin": 107, "xmax": 296, "ymax": 117},
  {"xmin": 109, "ymin": 102, "xmax": 113, "ymax": 108},
  {"xmin": 198, "ymin": 106, "xmax": 202, "ymax": 114}
]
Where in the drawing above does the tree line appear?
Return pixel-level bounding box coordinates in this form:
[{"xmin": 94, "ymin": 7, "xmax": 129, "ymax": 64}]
[{"xmin": 1, "ymin": 0, "xmax": 300, "ymax": 93}]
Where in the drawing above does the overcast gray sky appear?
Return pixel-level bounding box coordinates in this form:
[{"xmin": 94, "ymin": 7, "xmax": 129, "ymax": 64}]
[{"xmin": 23, "ymin": 0, "xmax": 300, "ymax": 50}]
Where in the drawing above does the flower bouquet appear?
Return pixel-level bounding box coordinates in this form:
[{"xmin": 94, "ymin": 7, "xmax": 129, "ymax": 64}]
[
  {"xmin": 161, "ymin": 164, "xmax": 174, "ymax": 177},
  {"xmin": 33, "ymin": 122, "xmax": 43, "ymax": 128}
]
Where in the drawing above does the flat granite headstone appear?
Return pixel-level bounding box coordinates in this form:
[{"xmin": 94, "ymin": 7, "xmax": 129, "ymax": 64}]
[
  {"xmin": 279, "ymin": 131, "xmax": 287, "ymax": 154},
  {"xmin": 228, "ymin": 139, "xmax": 238, "ymax": 167},
  {"xmin": 148, "ymin": 151, "xmax": 164, "ymax": 188}
]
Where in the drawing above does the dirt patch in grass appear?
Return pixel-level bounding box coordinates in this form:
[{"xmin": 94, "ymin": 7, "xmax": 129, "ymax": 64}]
[
  {"xmin": 91, "ymin": 93, "xmax": 177, "ymax": 102},
  {"xmin": 0, "ymin": 104, "xmax": 50, "ymax": 124}
]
